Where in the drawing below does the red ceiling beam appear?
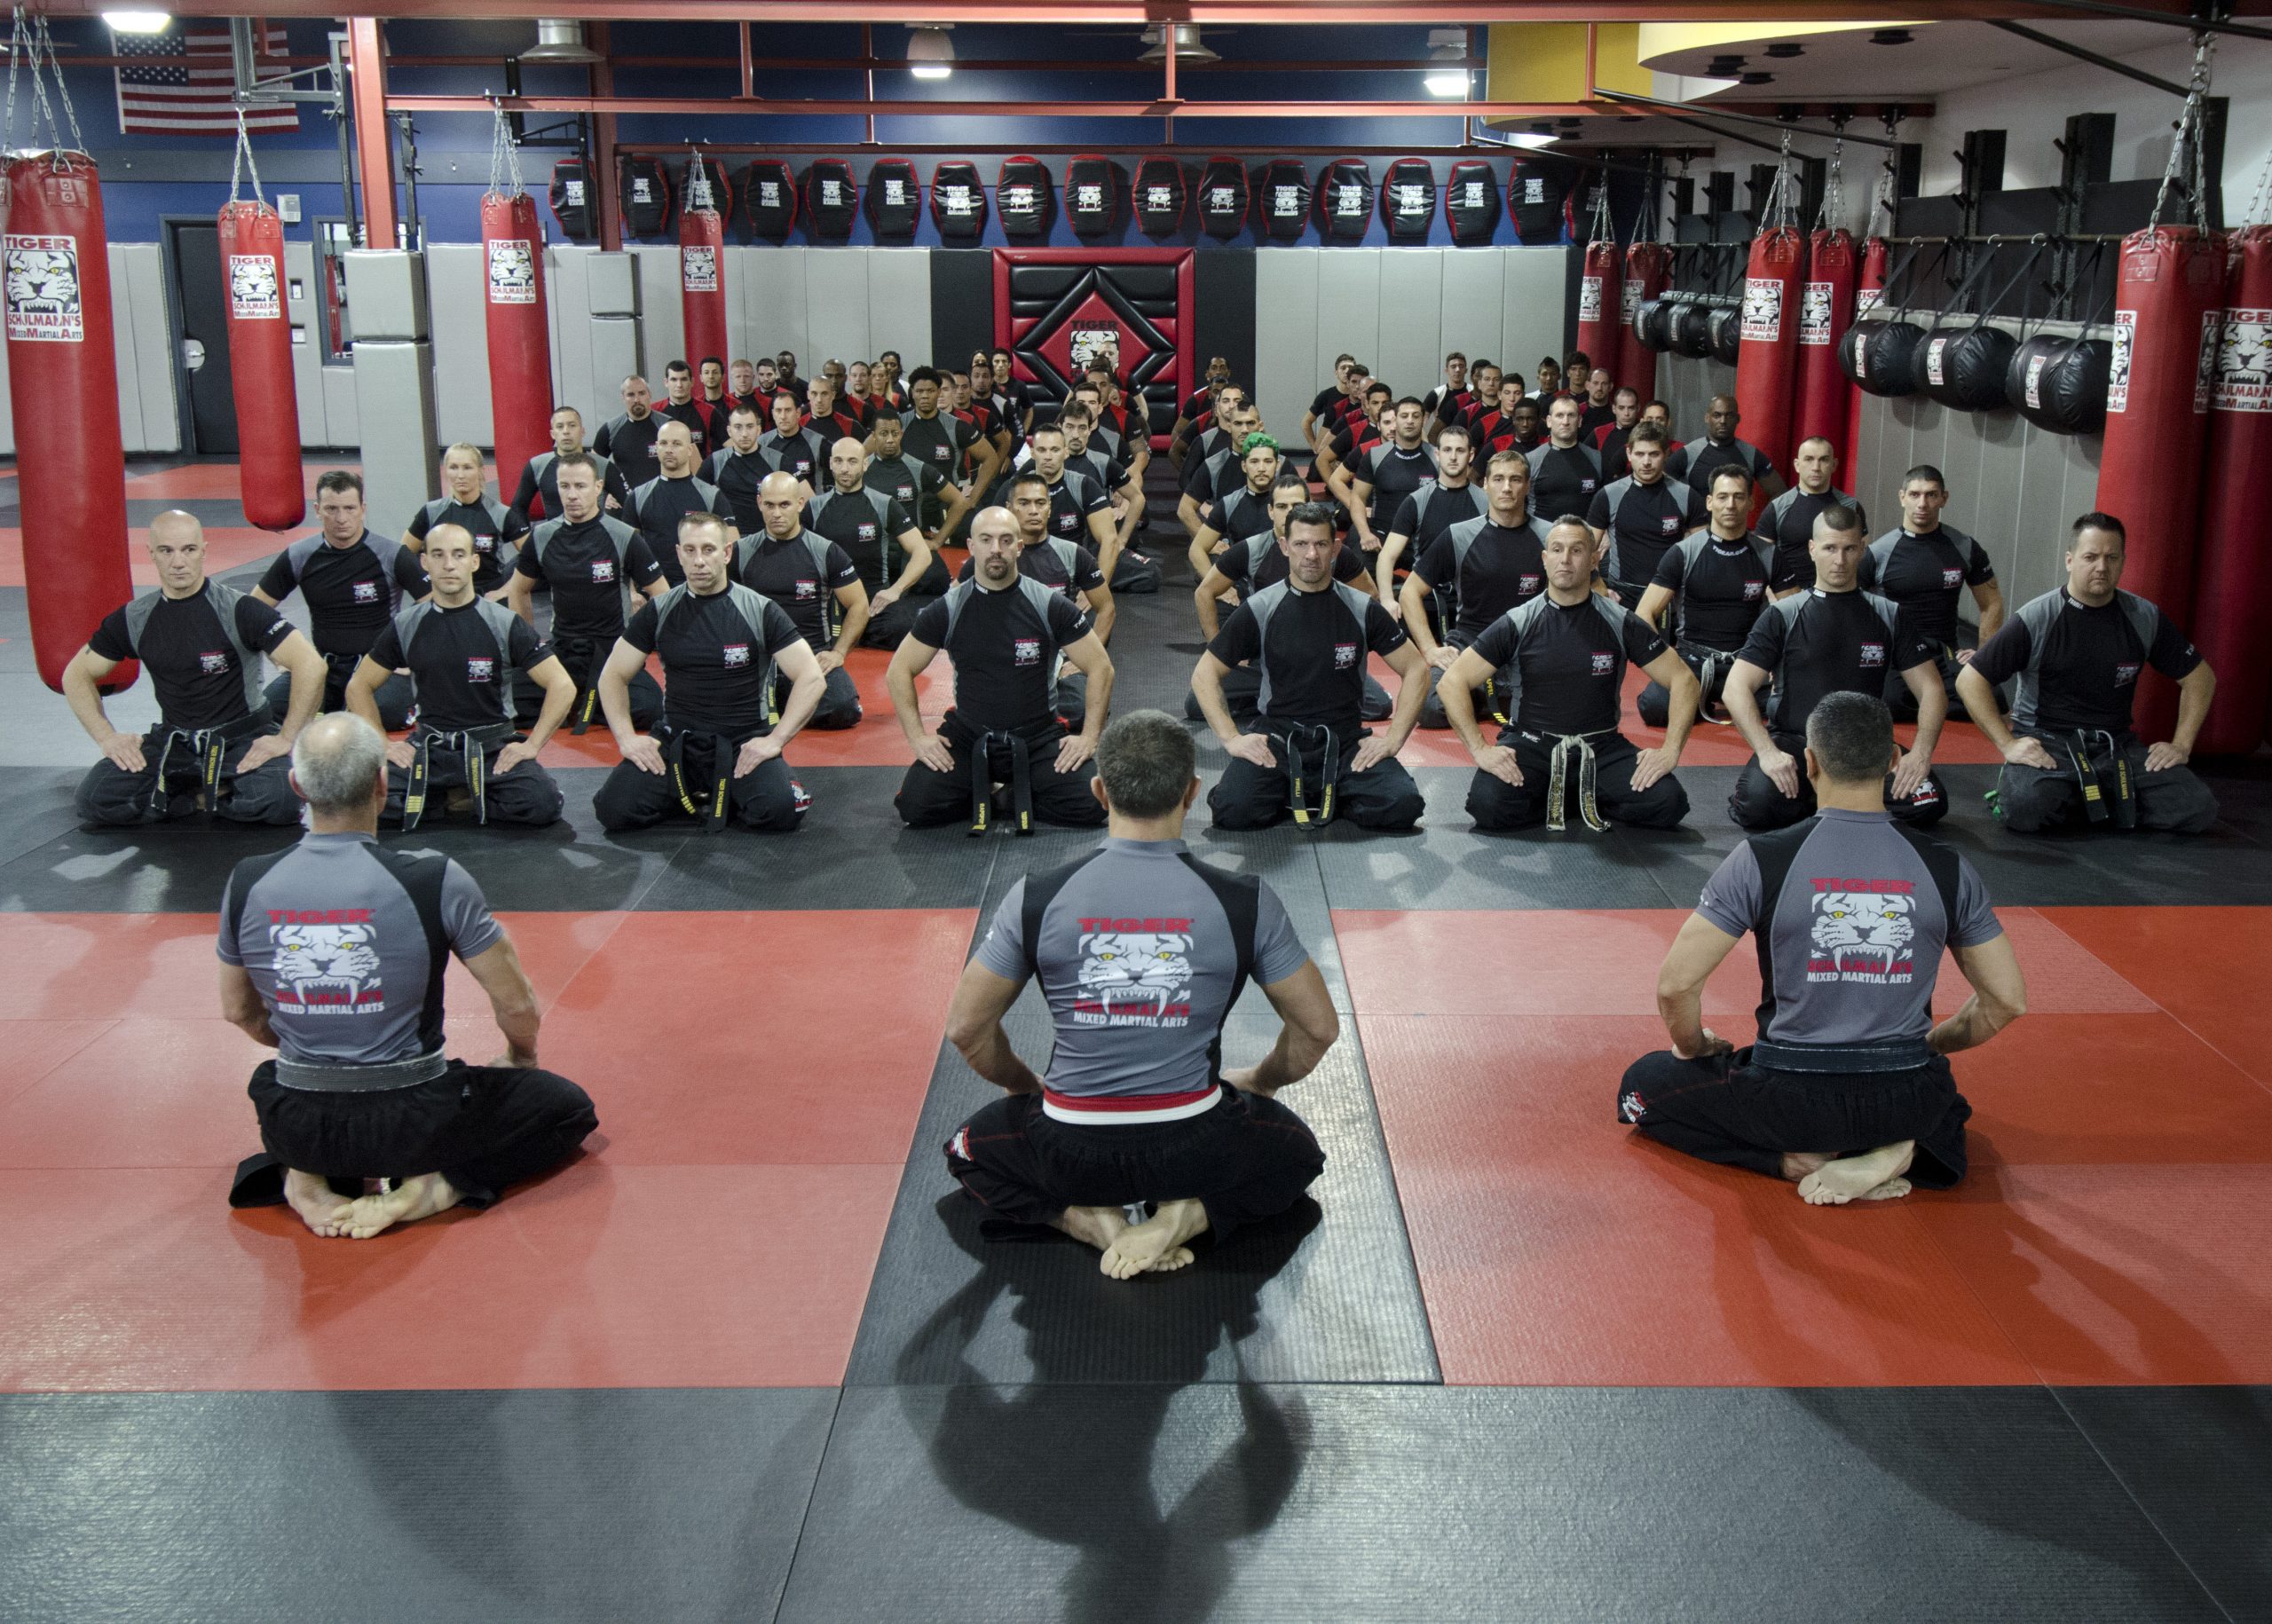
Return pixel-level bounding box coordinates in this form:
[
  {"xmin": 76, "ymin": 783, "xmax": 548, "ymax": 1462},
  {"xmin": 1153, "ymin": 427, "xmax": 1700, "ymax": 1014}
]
[
  {"xmin": 386, "ymin": 93, "xmax": 1605, "ymax": 118},
  {"xmin": 38, "ymin": 1, "xmax": 2248, "ymax": 22}
]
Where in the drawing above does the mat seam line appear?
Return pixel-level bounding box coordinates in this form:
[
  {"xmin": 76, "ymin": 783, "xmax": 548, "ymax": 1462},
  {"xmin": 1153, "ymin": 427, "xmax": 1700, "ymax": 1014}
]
[
  {"xmin": 0, "ymin": 1016, "xmax": 121, "ymax": 1113},
  {"xmin": 765, "ymin": 1384, "xmax": 848, "ymax": 1624}
]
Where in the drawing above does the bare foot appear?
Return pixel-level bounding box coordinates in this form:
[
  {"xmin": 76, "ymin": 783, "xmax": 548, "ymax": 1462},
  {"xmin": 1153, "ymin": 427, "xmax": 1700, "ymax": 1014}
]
[
  {"xmin": 1098, "ymin": 1198, "xmax": 1210, "ymax": 1281},
  {"xmin": 339, "ymin": 1172, "xmax": 462, "ymax": 1239},
  {"xmin": 1858, "ymin": 1177, "xmax": 1913, "ymax": 1202},
  {"xmin": 1779, "ymin": 1150, "xmax": 1832, "ymax": 1182},
  {"xmin": 284, "ymin": 1168, "xmax": 353, "ymax": 1238},
  {"xmin": 1051, "ymin": 1204, "xmax": 1129, "ymax": 1253},
  {"xmin": 1798, "ymin": 1140, "xmax": 1916, "ymax": 1206}
]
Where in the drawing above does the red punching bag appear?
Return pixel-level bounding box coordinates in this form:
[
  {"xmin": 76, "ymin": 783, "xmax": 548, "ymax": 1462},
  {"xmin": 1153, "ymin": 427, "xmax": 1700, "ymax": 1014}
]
[
  {"xmin": 2188, "ymin": 226, "xmax": 2272, "ymax": 753},
  {"xmin": 5, "ymin": 153, "xmax": 134, "ymax": 692},
  {"xmin": 1576, "ymin": 238, "xmax": 1621, "ymax": 385},
  {"xmin": 1844, "ymin": 237, "xmax": 1889, "ymax": 477},
  {"xmin": 1619, "ymin": 240, "xmax": 1668, "ymax": 404},
  {"xmin": 2095, "ymin": 225, "xmax": 2225, "ymax": 740},
  {"xmin": 1734, "ymin": 224, "xmax": 1807, "ymax": 476},
  {"xmin": 679, "ymin": 155, "xmax": 729, "ymax": 374},
  {"xmin": 216, "ymin": 199, "xmax": 302, "ymax": 530},
  {"xmin": 481, "ymin": 189, "xmax": 552, "ymax": 504},
  {"xmin": 1794, "ymin": 228, "xmax": 1858, "ymax": 464}
]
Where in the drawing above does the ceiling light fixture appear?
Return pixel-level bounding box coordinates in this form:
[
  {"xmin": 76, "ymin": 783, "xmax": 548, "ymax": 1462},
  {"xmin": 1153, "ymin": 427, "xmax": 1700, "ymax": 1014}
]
[
  {"xmin": 1871, "ymin": 28, "xmax": 1914, "ymax": 45},
  {"xmin": 1764, "ymin": 43, "xmax": 1804, "ymax": 59},
  {"xmin": 1140, "ymin": 24, "xmax": 1218, "ymax": 65},
  {"xmin": 1424, "ymin": 28, "xmax": 1470, "ymax": 99},
  {"xmin": 101, "ymin": 10, "xmax": 170, "ymax": 32},
  {"xmin": 908, "ymin": 24, "xmax": 954, "ymax": 81},
  {"xmin": 522, "ymin": 19, "xmax": 600, "ymax": 63}
]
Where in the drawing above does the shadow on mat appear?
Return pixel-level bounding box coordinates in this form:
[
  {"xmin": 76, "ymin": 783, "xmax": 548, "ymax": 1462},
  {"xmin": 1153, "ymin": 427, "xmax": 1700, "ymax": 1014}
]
[{"xmin": 896, "ymin": 1194, "xmax": 1321, "ymax": 1623}]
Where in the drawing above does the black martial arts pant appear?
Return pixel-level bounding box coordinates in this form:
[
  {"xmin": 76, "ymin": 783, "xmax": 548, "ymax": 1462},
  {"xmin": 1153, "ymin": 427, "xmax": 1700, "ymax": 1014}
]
[
  {"xmin": 1185, "ymin": 666, "xmax": 1393, "ymax": 726},
  {"xmin": 1466, "ymin": 728, "xmax": 1690, "ymax": 832},
  {"xmin": 944, "ymin": 1085, "xmax": 1326, "ymax": 1243},
  {"xmin": 517, "ymin": 636, "xmax": 661, "ymax": 735},
  {"xmin": 895, "ymin": 714, "xmax": 1105, "ymax": 830},
  {"xmin": 382, "ymin": 732, "xmax": 565, "ymax": 829},
  {"xmin": 1417, "ymin": 642, "xmax": 1515, "ymax": 731},
  {"xmin": 230, "ymin": 1059, "xmax": 598, "ymax": 1210},
  {"xmin": 1731, "ymin": 729, "xmax": 1948, "ymax": 831},
  {"xmin": 75, "ymin": 721, "xmax": 301, "ymax": 828},
  {"xmin": 1209, "ymin": 722, "xmax": 1424, "ymax": 832},
  {"xmin": 788, "ymin": 663, "xmax": 864, "ymax": 730},
  {"xmin": 859, "ymin": 570, "xmax": 949, "ymax": 650},
  {"xmin": 1995, "ymin": 726, "xmax": 2218, "ymax": 836},
  {"xmin": 1109, "ymin": 549, "xmax": 1163, "ymax": 595},
  {"xmin": 1637, "ymin": 642, "xmax": 1743, "ymax": 729},
  {"xmin": 266, "ymin": 661, "xmax": 414, "ymax": 731},
  {"xmin": 592, "ymin": 723, "xmax": 810, "ymax": 832},
  {"xmin": 1616, "ymin": 1046, "xmax": 1971, "ymax": 1189},
  {"xmin": 1882, "ymin": 635, "xmax": 1992, "ymax": 722}
]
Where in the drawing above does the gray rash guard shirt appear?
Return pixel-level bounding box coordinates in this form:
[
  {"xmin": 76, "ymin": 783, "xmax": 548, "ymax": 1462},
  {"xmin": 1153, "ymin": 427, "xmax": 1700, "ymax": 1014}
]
[
  {"xmin": 1694, "ymin": 808, "xmax": 2001, "ymax": 1047},
  {"xmin": 218, "ymin": 832, "xmax": 501, "ymax": 1064},
  {"xmin": 974, "ymin": 838, "xmax": 1309, "ymax": 1115}
]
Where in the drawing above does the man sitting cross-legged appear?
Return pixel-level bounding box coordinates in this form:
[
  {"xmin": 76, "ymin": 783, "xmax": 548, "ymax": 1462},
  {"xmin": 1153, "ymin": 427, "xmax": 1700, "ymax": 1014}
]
[
  {"xmin": 1619, "ymin": 692, "xmax": 2026, "ymax": 1203},
  {"xmin": 941, "ymin": 709, "xmax": 1336, "ymax": 1277}
]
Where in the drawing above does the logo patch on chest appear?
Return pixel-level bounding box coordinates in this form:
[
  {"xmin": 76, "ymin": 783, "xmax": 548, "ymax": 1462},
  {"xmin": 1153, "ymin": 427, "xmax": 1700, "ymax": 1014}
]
[
  {"xmin": 466, "ymin": 656, "xmax": 494, "ymax": 683},
  {"xmin": 856, "ymin": 521, "xmax": 878, "ymax": 544},
  {"xmin": 1334, "ymin": 642, "xmax": 1359, "ymax": 670},
  {"xmin": 723, "ymin": 643, "xmax": 751, "ymax": 668},
  {"xmin": 1941, "ymin": 566, "xmax": 1964, "ymax": 588},
  {"xmin": 1590, "ymin": 651, "xmax": 1616, "ymax": 676},
  {"xmin": 1858, "ymin": 642, "xmax": 1886, "ymax": 668},
  {"xmin": 1519, "ymin": 574, "xmax": 1542, "ymax": 594},
  {"xmin": 1014, "ymin": 637, "xmax": 1043, "ymax": 666},
  {"xmin": 1743, "ymin": 581, "xmax": 1764, "ymax": 601},
  {"xmin": 1661, "ymin": 514, "xmax": 1681, "ymax": 533},
  {"xmin": 351, "ymin": 579, "xmax": 381, "ymax": 603},
  {"xmin": 2114, "ymin": 661, "xmax": 2141, "ymax": 687},
  {"xmin": 473, "ymin": 532, "xmax": 495, "ymax": 554},
  {"xmin": 1580, "ymin": 477, "xmax": 1598, "ymax": 493},
  {"xmin": 591, "ymin": 559, "xmax": 616, "ymax": 584},
  {"xmin": 198, "ymin": 650, "xmax": 231, "ymax": 675},
  {"xmin": 793, "ymin": 579, "xmax": 819, "ymax": 601}
]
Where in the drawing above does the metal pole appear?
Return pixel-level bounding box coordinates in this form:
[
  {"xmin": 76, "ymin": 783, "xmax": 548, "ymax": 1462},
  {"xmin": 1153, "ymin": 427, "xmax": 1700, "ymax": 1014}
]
[
  {"xmin": 395, "ymin": 112, "xmax": 420, "ymax": 248},
  {"xmin": 1984, "ymin": 20, "xmax": 2190, "ymax": 95},
  {"xmin": 328, "ymin": 31, "xmax": 360, "ymax": 248},
  {"xmin": 1590, "ymin": 87, "xmax": 1897, "ymax": 148},
  {"xmin": 346, "ymin": 18, "xmax": 397, "ymax": 248},
  {"xmin": 2020, "ymin": 0, "xmax": 2272, "ymax": 45}
]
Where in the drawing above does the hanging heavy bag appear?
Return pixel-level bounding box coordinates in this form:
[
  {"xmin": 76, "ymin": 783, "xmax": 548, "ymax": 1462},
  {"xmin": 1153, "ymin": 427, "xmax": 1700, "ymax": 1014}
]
[
  {"xmin": 1507, "ymin": 154, "xmax": 1574, "ymax": 245},
  {"xmin": 1843, "ymin": 233, "xmax": 1891, "ymax": 473},
  {"xmin": 1444, "ymin": 160, "xmax": 1500, "ymax": 246},
  {"xmin": 864, "ymin": 158, "xmax": 922, "ymax": 240},
  {"xmin": 1574, "ymin": 177, "xmax": 1621, "ymax": 380},
  {"xmin": 1621, "ymin": 239, "xmax": 1670, "ymax": 394},
  {"xmin": 2190, "ymin": 223, "xmax": 2272, "ymax": 753},
  {"xmin": 1257, "ymin": 158, "xmax": 1311, "ymax": 243},
  {"xmin": 1668, "ymin": 301, "xmax": 1714, "ymax": 359},
  {"xmin": 679, "ymin": 154, "xmax": 730, "ymax": 373},
  {"xmin": 1132, "ymin": 157, "xmax": 1187, "ymax": 236},
  {"xmin": 217, "ymin": 124, "xmax": 302, "ymax": 532},
  {"xmin": 1838, "ymin": 241, "xmax": 1934, "ymax": 397},
  {"xmin": 1196, "ymin": 156, "xmax": 1248, "ymax": 240},
  {"xmin": 1792, "ymin": 227, "xmax": 1858, "ymax": 456},
  {"xmin": 738, "ymin": 159, "xmax": 798, "ymax": 241},
  {"xmin": 618, "ymin": 154, "xmax": 672, "ymax": 237},
  {"xmin": 1380, "ymin": 159, "xmax": 1436, "ymax": 243},
  {"xmin": 1913, "ymin": 240, "xmax": 2041, "ymax": 412},
  {"xmin": 548, "ymin": 156, "xmax": 593, "ymax": 240},
  {"xmin": 803, "ymin": 159, "xmax": 859, "ymax": 238},
  {"xmin": 1632, "ymin": 297, "xmax": 1674, "ymax": 354},
  {"xmin": 929, "ymin": 160, "xmax": 987, "ymax": 242},
  {"xmin": 997, "ymin": 156, "xmax": 1054, "ymax": 240},
  {"xmin": 2004, "ymin": 251, "xmax": 2115, "ymax": 436},
  {"xmin": 1709, "ymin": 306, "xmax": 1742, "ymax": 366},
  {"xmin": 1733, "ymin": 204, "xmax": 1807, "ymax": 471},
  {"xmin": 1065, "ymin": 155, "xmax": 1120, "ymax": 238},
  {"xmin": 1316, "ymin": 158, "xmax": 1372, "ymax": 242}
]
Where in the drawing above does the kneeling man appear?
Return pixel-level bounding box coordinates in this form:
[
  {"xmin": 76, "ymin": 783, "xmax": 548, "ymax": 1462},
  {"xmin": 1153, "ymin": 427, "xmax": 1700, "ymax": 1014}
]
[
  {"xmin": 1440, "ymin": 517, "xmax": 1698, "ymax": 832},
  {"xmin": 942, "ymin": 710, "xmax": 1335, "ymax": 1276},
  {"xmin": 223, "ymin": 714, "xmax": 597, "ymax": 1237},
  {"xmin": 1619, "ymin": 693, "xmax": 2025, "ymax": 1202}
]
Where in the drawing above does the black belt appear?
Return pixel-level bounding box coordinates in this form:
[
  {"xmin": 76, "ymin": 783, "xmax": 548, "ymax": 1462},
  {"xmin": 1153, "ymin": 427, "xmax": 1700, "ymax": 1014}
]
[
  {"xmin": 1680, "ymin": 644, "xmax": 1742, "ymax": 711},
  {"xmin": 147, "ymin": 710, "xmax": 269, "ymax": 820},
  {"xmin": 2056, "ymin": 727, "xmax": 2137, "ymax": 829},
  {"xmin": 666, "ymin": 727, "xmax": 753, "ymax": 832},
  {"xmin": 1519, "ymin": 726, "xmax": 1619, "ymax": 832},
  {"xmin": 556, "ymin": 636, "xmax": 607, "ymax": 735},
  {"xmin": 1274, "ymin": 722, "xmax": 1339, "ymax": 830},
  {"xmin": 402, "ymin": 721, "xmax": 521, "ymax": 831},
  {"xmin": 968, "ymin": 730, "xmax": 1035, "ymax": 836},
  {"xmin": 273, "ymin": 1048, "xmax": 449, "ymax": 1093},
  {"xmin": 1752, "ymin": 1037, "xmax": 1934, "ymax": 1075}
]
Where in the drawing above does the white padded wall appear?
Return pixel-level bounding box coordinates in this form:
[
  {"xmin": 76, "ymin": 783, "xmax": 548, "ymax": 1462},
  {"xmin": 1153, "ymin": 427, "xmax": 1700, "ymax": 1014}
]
[
  {"xmin": 425, "ymin": 243, "xmax": 492, "ymax": 448},
  {"xmin": 1252, "ymin": 248, "xmax": 1319, "ymax": 442},
  {"xmin": 739, "ymin": 245, "xmax": 809, "ymax": 366},
  {"xmin": 867, "ymin": 249, "xmax": 932, "ymax": 370},
  {"xmin": 1500, "ymin": 250, "xmax": 1569, "ymax": 386},
  {"xmin": 1374, "ymin": 250, "xmax": 1442, "ymax": 404},
  {"xmin": 631, "ymin": 245, "xmax": 685, "ymax": 375},
  {"xmin": 1314, "ymin": 249, "xmax": 1382, "ymax": 396},
  {"xmin": 1440, "ymin": 249, "xmax": 1505, "ymax": 386},
  {"xmin": 803, "ymin": 248, "xmax": 870, "ymax": 374}
]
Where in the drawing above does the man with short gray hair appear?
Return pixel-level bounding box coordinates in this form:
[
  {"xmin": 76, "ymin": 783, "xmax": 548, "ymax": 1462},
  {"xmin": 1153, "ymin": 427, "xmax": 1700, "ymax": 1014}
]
[
  {"xmin": 941, "ymin": 709, "xmax": 1336, "ymax": 1278},
  {"xmin": 1620, "ymin": 692, "xmax": 2024, "ymax": 1204},
  {"xmin": 221, "ymin": 713, "xmax": 597, "ymax": 1239}
]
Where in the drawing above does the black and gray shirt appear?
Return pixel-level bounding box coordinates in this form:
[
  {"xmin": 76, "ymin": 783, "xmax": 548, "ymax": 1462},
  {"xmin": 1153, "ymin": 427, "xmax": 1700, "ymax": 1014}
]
[
  {"xmin": 367, "ymin": 596, "xmax": 550, "ymax": 732},
  {"xmin": 1763, "ymin": 487, "xmax": 1867, "ymax": 593},
  {"xmin": 1471, "ymin": 593, "xmax": 1666, "ymax": 737},
  {"xmin": 256, "ymin": 532, "xmax": 430, "ymax": 662},
  {"xmin": 1969, "ymin": 587, "xmax": 2200, "ymax": 737},
  {"xmin": 407, "ymin": 495, "xmax": 527, "ymax": 596},
  {"xmin": 1737, "ymin": 587, "xmax": 1937, "ymax": 735},
  {"xmin": 88, "ymin": 582, "xmax": 294, "ymax": 729}
]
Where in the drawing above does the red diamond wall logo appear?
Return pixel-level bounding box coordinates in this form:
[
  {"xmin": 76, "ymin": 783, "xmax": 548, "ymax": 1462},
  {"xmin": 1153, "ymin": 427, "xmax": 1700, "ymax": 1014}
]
[{"xmin": 993, "ymin": 249, "xmax": 1193, "ymax": 438}]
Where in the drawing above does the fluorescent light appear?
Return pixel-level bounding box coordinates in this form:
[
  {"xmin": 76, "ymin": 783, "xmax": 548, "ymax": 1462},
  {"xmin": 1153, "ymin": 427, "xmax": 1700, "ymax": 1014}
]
[
  {"xmin": 102, "ymin": 11, "xmax": 171, "ymax": 33},
  {"xmin": 1505, "ymin": 132, "xmax": 1558, "ymax": 149},
  {"xmin": 1425, "ymin": 28, "xmax": 1468, "ymax": 99},
  {"xmin": 1425, "ymin": 69, "xmax": 1470, "ymax": 98},
  {"xmin": 909, "ymin": 25, "xmax": 954, "ymax": 80}
]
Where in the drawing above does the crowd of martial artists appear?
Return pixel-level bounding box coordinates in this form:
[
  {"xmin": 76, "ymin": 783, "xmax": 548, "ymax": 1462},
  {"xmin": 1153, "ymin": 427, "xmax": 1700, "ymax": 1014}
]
[{"xmin": 64, "ymin": 337, "xmax": 2221, "ymax": 845}]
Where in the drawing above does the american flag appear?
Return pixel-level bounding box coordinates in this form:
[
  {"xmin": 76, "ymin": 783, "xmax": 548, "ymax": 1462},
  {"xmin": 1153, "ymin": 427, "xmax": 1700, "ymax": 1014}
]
[{"xmin": 114, "ymin": 21, "xmax": 298, "ymax": 136}]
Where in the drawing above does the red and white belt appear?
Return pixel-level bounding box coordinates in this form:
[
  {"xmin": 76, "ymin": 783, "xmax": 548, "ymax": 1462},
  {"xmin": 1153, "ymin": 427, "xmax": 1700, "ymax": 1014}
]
[{"xmin": 1042, "ymin": 1084, "xmax": 1222, "ymax": 1125}]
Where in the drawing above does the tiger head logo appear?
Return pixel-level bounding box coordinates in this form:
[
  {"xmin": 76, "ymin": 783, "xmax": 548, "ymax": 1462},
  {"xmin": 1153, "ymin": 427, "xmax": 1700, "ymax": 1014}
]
[
  {"xmin": 1810, "ymin": 891, "xmax": 1914, "ymax": 977},
  {"xmin": 272, "ymin": 922, "xmax": 383, "ymax": 1008},
  {"xmin": 1077, "ymin": 930, "xmax": 1193, "ymax": 1016}
]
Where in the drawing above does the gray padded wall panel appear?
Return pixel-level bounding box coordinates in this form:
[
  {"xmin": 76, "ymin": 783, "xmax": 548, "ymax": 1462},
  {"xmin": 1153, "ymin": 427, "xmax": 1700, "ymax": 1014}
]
[
  {"xmin": 1440, "ymin": 249, "xmax": 1504, "ymax": 382},
  {"xmin": 320, "ymin": 356, "xmax": 359, "ymax": 446},
  {"xmin": 803, "ymin": 249, "xmax": 869, "ymax": 372},
  {"xmin": 630, "ymin": 246, "xmax": 684, "ymax": 374},
  {"xmin": 1252, "ymin": 248, "xmax": 1318, "ymax": 445},
  {"xmin": 867, "ymin": 249, "xmax": 932, "ymax": 371},
  {"xmin": 1500, "ymin": 251, "xmax": 1569, "ymax": 385},
  {"xmin": 740, "ymin": 246, "xmax": 809, "ymax": 366},
  {"xmin": 1661, "ymin": 354, "xmax": 1733, "ymax": 439},
  {"xmin": 1314, "ymin": 250, "xmax": 1381, "ymax": 393},
  {"xmin": 286, "ymin": 241, "xmax": 325, "ymax": 447},
  {"xmin": 1375, "ymin": 250, "xmax": 1442, "ymax": 406},
  {"xmin": 106, "ymin": 243, "xmax": 143, "ymax": 453},
  {"xmin": 351, "ymin": 341, "xmax": 438, "ymax": 536},
  {"xmin": 545, "ymin": 246, "xmax": 598, "ymax": 426},
  {"xmin": 122, "ymin": 244, "xmax": 178, "ymax": 454},
  {"xmin": 425, "ymin": 243, "xmax": 491, "ymax": 449},
  {"xmin": 590, "ymin": 318, "xmax": 641, "ymax": 417}
]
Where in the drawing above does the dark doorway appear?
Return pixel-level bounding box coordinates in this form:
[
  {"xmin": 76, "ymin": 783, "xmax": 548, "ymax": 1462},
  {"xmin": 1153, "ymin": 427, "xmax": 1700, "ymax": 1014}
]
[{"xmin": 164, "ymin": 217, "xmax": 239, "ymax": 455}]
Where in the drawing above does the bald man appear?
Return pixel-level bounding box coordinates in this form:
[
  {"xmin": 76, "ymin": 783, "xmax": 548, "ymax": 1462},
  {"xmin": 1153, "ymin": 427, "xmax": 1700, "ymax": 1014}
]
[
  {"xmin": 623, "ymin": 419, "xmax": 737, "ymax": 588},
  {"xmin": 66, "ymin": 511, "xmax": 327, "ymax": 825},
  {"xmin": 802, "ymin": 436, "xmax": 934, "ymax": 649},
  {"xmin": 731, "ymin": 470, "xmax": 867, "ymax": 729},
  {"xmin": 593, "ymin": 374, "xmax": 664, "ymax": 485}
]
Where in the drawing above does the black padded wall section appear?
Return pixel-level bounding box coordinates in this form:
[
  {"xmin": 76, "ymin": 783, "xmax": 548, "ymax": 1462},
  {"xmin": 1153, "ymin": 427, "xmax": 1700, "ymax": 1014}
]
[
  {"xmin": 1195, "ymin": 250, "xmax": 1257, "ymax": 401},
  {"xmin": 928, "ymin": 248, "xmax": 993, "ymax": 369}
]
